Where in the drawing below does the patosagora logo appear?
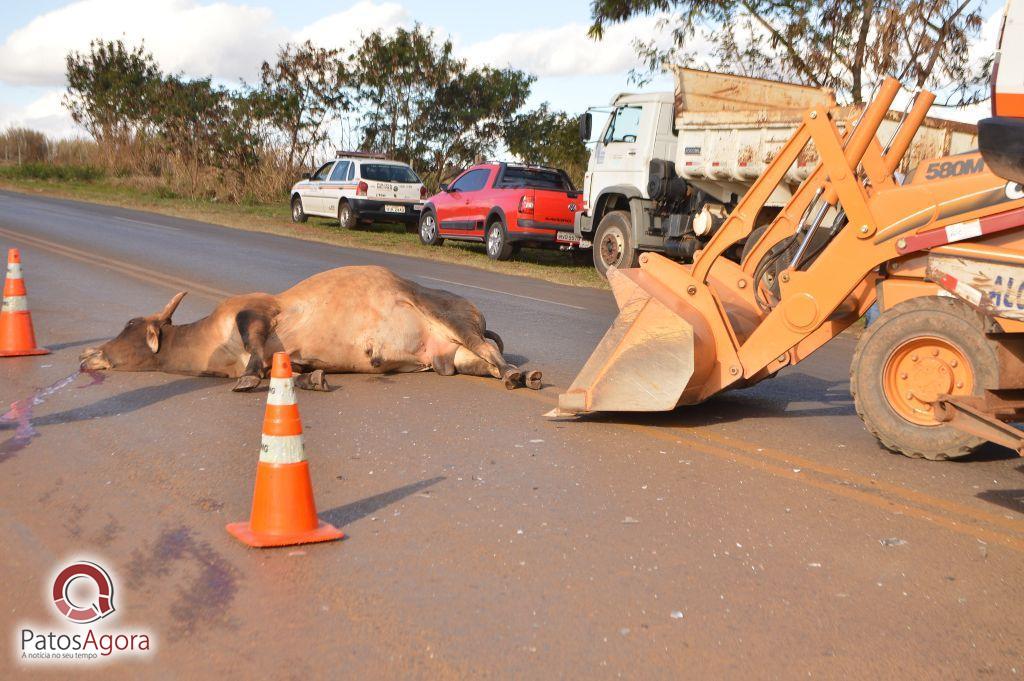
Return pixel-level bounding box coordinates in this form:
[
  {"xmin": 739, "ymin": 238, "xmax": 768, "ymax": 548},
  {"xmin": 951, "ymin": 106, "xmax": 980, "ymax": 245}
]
[
  {"xmin": 16, "ymin": 558, "xmax": 153, "ymax": 665},
  {"xmin": 51, "ymin": 561, "xmax": 116, "ymax": 624}
]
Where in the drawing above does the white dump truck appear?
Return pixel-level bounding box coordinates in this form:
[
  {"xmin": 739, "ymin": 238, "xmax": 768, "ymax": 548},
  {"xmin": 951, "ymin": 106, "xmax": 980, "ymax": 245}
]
[{"xmin": 575, "ymin": 67, "xmax": 980, "ymax": 276}]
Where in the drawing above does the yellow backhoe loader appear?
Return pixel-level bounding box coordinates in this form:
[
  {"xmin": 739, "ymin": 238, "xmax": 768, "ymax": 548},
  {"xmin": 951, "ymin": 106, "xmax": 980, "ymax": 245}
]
[{"xmin": 555, "ymin": 0, "xmax": 1024, "ymax": 460}]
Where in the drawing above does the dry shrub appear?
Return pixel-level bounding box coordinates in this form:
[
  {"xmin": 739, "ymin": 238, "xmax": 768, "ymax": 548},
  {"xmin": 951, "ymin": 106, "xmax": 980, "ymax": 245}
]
[{"xmin": 1, "ymin": 127, "xmax": 302, "ymax": 205}]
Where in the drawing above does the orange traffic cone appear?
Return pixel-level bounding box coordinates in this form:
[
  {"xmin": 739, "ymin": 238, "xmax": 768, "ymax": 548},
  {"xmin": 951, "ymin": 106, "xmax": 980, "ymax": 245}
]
[
  {"xmin": 226, "ymin": 352, "xmax": 344, "ymax": 547},
  {"xmin": 0, "ymin": 248, "xmax": 49, "ymax": 357}
]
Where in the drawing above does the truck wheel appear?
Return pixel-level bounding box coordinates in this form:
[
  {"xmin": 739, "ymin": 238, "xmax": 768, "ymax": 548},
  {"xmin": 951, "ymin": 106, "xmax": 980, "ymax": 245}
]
[
  {"xmin": 850, "ymin": 296, "xmax": 999, "ymax": 460},
  {"xmin": 593, "ymin": 211, "xmax": 639, "ymax": 278},
  {"xmin": 419, "ymin": 210, "xmax": 443, "ymax": 246},
  {"xmin": 291, "ymin": 196, "xmax": 307, "ymax": 223},
  {"xmin": 486, "ymin": 222, "xmax": 514, "ymax": 260},
  {"xmin": 338, "ymin": 201, "xmax": 356, "ymax": 229}
]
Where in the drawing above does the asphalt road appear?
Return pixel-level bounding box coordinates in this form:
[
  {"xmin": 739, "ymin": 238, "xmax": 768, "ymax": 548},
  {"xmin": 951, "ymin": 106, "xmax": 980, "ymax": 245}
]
[{"xmin": 1, "ymin": 189, "xmax": 1022, "ymax": 679}]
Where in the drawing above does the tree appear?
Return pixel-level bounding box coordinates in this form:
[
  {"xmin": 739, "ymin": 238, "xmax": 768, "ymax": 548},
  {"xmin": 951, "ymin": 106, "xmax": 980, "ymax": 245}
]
[
  {"xmin": 588, "ymin": 0, "xmax": 985, "ymax": 104},
  {"xmin": 424, "ymin": 66, "xmax": 534, "ymax": 181},
  {"xmin": 353, "ymin": 25, "xmax": 462, "ymax": 165},
  {"xmin": 505, "ymin": 104, "xmax": 589, "ymax": 186},
  {"xmin": 150, "ymin": 75, "xmax": 230, "ymax": 197},
  {"xmin": 354, "ymin": 25, "xmax": 534, "ymax": 185},
  {"xmin": 259, "ymin": 41, "xmax": 350, "ymax": 169},
  {"xmin": 63, "ymin": 40, "xmax": 162, "ymax": 160}
]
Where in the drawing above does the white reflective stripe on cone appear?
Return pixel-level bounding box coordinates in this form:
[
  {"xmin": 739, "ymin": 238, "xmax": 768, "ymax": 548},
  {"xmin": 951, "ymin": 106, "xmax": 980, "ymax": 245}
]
[
  {"xmin": 259, "ymin": 434, "xmax": 305, "ymax": 464},
  {"xmin": 266, "ymin": 376, "xmax": 297, "ymax": 406},
  {"xmin": 1, "ymin": 296, "xmax": 28, "ymax": 312},
  {"xmin": 6, "ymin": 263, "xmax": 22, "ymax": 279}
]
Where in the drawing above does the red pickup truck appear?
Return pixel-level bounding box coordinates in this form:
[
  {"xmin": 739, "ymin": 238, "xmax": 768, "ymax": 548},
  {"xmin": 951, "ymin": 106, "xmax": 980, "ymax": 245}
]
[{"xmin": 418, "ymin": 163, "xmax": 583, "ymax": 260}]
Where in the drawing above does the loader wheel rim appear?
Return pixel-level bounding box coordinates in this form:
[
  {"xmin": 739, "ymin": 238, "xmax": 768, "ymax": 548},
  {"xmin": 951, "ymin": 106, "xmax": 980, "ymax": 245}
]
[
  {"xmin": 882, "ymin": 336, "xmax": 974, "ymax": 426},
  {"xmin": 598, "ymin": 227, "xmax": 624, "ymax": 268}
]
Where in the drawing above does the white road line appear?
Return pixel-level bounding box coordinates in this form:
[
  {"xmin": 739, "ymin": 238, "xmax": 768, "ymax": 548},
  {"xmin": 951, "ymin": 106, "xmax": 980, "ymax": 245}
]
[{"xmin": 418, "ymin": 275, "xmax": 587, "ymax": 310}]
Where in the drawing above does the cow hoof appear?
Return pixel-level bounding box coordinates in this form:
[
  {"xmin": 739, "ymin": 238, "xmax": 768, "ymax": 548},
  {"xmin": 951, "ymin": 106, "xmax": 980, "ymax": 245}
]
[
  {"xmin": 502, "ymin": 369, "xmax": 521, "ymax": 390},
  {"xmin": 296, "ymin": 370, "xmax": 330, "ymax": 392},
  {"xmin": 232, "ymin": 375, "xmax": 261, "ymax": 392},
  {"xmin": 524, "ymin": 370, "xmax": 542, "ymax": 390}
]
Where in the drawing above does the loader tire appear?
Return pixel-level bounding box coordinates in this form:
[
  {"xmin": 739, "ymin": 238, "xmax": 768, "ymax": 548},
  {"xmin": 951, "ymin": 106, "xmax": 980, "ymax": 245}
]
[
  {"xmin": 593, "ymin": 211, "xmax": 639, "ymax": 278},
  {"xmin": 850, "ymin": 296, "xmax": 998, "ymax": 460}
]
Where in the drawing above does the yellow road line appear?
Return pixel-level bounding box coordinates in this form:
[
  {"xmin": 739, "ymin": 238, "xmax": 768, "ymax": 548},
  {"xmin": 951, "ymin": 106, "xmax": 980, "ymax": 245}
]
[{"xmin": 0, "ymin": 226, "xmax": 235, "ymax": 301}]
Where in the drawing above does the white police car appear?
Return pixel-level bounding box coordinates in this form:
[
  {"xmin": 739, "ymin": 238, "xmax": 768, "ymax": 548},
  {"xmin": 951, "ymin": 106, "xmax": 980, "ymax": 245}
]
[{"xmin": 290, "ymin": 152, "xmax": 426, "ymax": 231}]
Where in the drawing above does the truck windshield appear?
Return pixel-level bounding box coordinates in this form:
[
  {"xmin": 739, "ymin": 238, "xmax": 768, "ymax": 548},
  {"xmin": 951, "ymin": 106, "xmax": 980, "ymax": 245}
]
[
  {"xmin": 497, "ymin": 166, "xmax": 574, "ymax": 192},
  {"xmin": 361, "ymin": 164, "xmax": 421, "ymax": 183},
  {"xmin": 604, "ymin": 106, "xmax": 642, "ymax": 144}
]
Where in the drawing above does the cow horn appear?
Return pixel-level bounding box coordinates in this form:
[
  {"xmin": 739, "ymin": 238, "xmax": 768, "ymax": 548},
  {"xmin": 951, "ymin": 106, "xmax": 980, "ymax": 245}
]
[{"xmin": 159, "ymin": 291, "xmax": 187, "ymax": 321}]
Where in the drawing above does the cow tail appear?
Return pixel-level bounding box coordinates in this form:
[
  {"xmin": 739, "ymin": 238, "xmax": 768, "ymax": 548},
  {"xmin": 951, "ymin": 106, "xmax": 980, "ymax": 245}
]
[{"xmin": 484, "ymin": 330, "xmax": 504, "ymax": 355}]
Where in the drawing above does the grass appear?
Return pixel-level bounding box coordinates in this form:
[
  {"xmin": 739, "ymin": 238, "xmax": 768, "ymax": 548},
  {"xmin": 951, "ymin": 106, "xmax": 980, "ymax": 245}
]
[
  {"xmin": 0, "ymin": 162, "xmax": 105, "ymax": 182},
  {"xmin": 0, "ymin": 173, "xmax": 607, "ymax": 290}
]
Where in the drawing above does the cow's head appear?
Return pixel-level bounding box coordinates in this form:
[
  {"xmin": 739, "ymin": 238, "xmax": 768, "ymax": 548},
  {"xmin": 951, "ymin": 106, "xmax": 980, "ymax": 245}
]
[{"xmin": 80, "ymin": 292, "xmax": 187, "ymax": 371}]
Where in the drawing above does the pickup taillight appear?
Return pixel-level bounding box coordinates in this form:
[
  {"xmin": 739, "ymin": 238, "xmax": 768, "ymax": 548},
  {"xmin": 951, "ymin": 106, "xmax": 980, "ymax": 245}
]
[
  {"xmin": 356, "ymin": 181, "xmax": 368, "ymax": 196},
  {"xmin": 518, "ymin": 194, "xmax": 535, "ymax": 214},
  {"xmin": 420, "ymin": 185, "xmax": 427, "ymax": 200}
]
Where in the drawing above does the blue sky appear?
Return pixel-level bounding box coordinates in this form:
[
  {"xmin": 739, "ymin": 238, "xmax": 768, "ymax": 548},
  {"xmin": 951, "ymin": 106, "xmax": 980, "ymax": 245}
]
[{"xmin": 0, "ymin": 0, "xmax": 1006, "ymax": 137}]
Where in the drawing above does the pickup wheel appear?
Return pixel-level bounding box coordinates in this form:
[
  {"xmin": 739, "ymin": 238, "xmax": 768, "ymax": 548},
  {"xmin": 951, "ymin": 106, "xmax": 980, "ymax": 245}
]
[
  {"xmin": 419, "ymin": 210, "xmax": 443, "ymax": 246},
  {"xmin": 486, "ymin": 222, "xmax": 514, "ymax": 260},
  {"xmin": 593, "ymin": 210, "xmax": 638, "ymax": 278},
  {"xmin": 291, "ymin": 196, "xmax": 307, "ymax": 223},
  {"xmin": 338, "ymin": 200, "xmax": 357, "ymax": 229}
]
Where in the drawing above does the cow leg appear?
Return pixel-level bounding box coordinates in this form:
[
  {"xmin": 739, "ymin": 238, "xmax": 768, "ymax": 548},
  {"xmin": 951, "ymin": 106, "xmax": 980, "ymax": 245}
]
[
  {"xmin": 295, "ymin": 370, "xmax": 330, "ymax": 391},
  {"xmin": 431, "ymin": 348, "xmax": 458, "ymax": 376},
  {"xmin": 232, "ymin": 310, "xmax": 272, "ymax": 392},
  {"xmin": 456, "ymin": 340, "xmax": 522, "ymax": 390}
]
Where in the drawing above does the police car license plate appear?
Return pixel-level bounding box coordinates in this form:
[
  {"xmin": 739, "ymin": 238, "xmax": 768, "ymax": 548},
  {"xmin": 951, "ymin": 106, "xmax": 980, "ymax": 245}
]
[{"xmin": 384, "ymin": 205, "xmax": 406, "ymax": 213}]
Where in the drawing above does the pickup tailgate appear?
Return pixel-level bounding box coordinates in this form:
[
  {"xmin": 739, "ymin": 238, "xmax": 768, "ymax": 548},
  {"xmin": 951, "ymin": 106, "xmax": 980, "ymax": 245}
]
[{"xmin": 531, "ymin": 189, "xmax": 580, "ymax": 229}]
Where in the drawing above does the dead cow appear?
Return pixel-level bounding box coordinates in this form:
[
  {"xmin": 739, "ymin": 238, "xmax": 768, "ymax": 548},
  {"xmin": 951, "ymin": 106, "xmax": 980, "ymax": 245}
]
[{"xmin": 79, "ymin": 265, "xmax": 541, "ymax": 391}]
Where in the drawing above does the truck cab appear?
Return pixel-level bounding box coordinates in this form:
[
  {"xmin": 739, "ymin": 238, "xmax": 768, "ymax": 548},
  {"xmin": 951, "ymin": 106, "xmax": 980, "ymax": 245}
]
[{"xmin": 577, "ymin": 93, "xmax": 678, "ymax": 275}]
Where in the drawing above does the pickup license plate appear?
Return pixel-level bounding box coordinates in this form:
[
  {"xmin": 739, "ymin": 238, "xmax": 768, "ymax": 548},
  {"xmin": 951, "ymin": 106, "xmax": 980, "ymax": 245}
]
[
  {"xmin": 556, "ymin": 231, "xmax": 580, "ymax": 243},
  {"xmin": 384, "ymin": 205, "xmax": 406, "ymax": 214}
]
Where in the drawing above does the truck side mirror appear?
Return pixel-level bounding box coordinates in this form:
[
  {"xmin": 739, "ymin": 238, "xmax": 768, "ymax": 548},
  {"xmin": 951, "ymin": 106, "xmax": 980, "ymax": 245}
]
[
  {"xmin": 439, "ymin": 182, "xmax": 450, "ymax": 192},
  {"xmin": 579, "ymin": 112, "xmax": 592, "ymax": 143}
]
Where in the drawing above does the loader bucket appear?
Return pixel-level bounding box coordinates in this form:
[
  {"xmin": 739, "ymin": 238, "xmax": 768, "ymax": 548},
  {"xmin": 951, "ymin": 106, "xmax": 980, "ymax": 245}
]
[{"xmin": 557, "ymin": 266, "xmax": 717, "ymax": 414}]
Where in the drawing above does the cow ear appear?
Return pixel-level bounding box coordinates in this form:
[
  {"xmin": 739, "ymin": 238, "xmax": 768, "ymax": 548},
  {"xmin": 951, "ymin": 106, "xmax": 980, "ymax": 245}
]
[{"xmin": 146, "ymin": 324, "xmax": 160, "ymax": 354}]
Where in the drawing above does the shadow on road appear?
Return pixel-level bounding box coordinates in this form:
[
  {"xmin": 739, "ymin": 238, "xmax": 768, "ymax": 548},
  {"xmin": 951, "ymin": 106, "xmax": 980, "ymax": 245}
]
[
  {"xmin": 45, "ymin": 336, "xmax": 110, "ymax": 352},
  {"xmin": 579, "ymin": 376, "xmax": 856, "ymax": 431},
  {"xmin": 0, "ymin": 376, "xmax": 213, "ymax": 431},
  {"xmin": 320, "ymin": 476, "xmax": 445, "ymax": 528},
  {"xmin": 976, "ymin": 489, "xmax": 1024, "ymax": 515}
]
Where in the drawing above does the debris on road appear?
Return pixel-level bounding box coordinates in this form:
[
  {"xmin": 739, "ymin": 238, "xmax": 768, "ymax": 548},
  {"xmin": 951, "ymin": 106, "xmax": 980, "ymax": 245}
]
[{"xmin": 880, "ymin": 538, "xmax": 907, "ymax": 547}]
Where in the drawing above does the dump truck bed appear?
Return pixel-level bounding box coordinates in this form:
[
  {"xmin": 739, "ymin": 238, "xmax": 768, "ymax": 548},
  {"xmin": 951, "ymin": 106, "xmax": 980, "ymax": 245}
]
[{"xmin": 672, "ymin": 67, "xmax": 979, "ymax": 187}]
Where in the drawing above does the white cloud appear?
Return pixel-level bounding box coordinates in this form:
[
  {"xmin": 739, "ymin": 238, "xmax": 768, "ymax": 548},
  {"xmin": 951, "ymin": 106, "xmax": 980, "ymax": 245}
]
[
  {"xmin": 0, "ymin": 91, "xmax": 78, "ymax": 138},
  {"xmin": 0, "ymin": 0, "xmax": 412, "ymax": 89},
  {"xmin": 296, "ymin": 1, "xmax": 411, "ymax": 50},
  {"xmin": 0, "ymin": 0, "xmax": 283, "ymax": 87},
  {"xmin": 460, "ymin": 15, "xmax": 679, "ymax": 78}
]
